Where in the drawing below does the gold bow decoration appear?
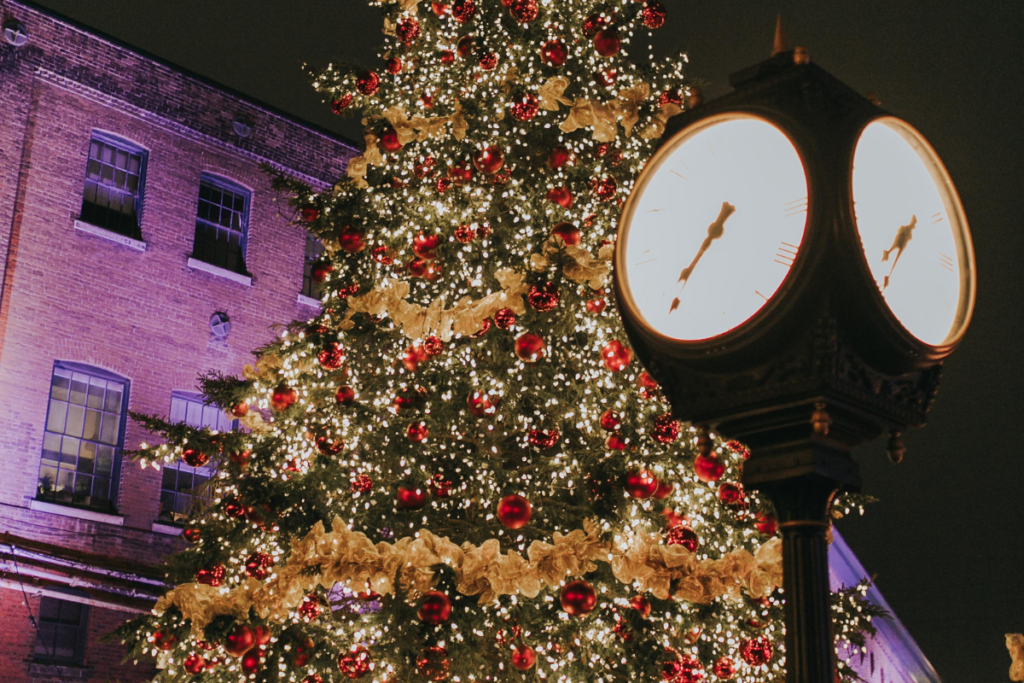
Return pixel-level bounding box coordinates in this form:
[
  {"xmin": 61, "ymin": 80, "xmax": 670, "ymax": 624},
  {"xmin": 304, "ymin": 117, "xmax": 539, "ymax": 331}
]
[
  {"xmin": 531, "ymin": 236, "xmax": 614, "ymax": 291},
  {"xmin": 450, "ymin": 101, "xmax": 469, "ymax": 141},
  {"xmin": 639, "ymin": 102, "xmax": 684, "ymax": 140},
  {"xmin": 156, "ymin": 518, "xmax": 783, "ymax": 635},
  {"xmin": 559, "ymin": 83, "xmax": 656, "ymax": 142},
  {"xmin": 538, "ymin": 77, "xmax": 573, "ymax": 112},
  {"xmin": 341, "ymin": 268, "xmax": 530, "ymax": 341},
  {"xmin": 346, "ymin": 132, "xmax": 386, "ymax": 189},
  {"xmin": 382, "ymin": 106, "xmax": 419, "ymax": 146},
  {"xmin": 1008, "ymin": 634, "xmax": 1024, "ymax": 682},
  {"xmin": 613, "ymin": 83, "xmax": 651, "ymax": 138}
]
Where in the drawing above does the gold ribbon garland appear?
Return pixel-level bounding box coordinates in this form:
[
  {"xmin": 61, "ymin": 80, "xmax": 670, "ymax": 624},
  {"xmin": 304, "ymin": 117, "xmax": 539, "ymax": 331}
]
[{"xmin": 1008, "ymin": 634, "xmax": 1024, "ymax": 682}]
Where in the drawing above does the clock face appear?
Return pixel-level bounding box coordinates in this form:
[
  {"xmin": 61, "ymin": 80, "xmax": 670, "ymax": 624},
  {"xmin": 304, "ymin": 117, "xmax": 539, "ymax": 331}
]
[
  {"xmin": 618, "ymin": 114, "xmax": 809, "ymax": 341},
  {"xmin": 852, "ymin": 118, "xmax": 975, "ymax": 346}
]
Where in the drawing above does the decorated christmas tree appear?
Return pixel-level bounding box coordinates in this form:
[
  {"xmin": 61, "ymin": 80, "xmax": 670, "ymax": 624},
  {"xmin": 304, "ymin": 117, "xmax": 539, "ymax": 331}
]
[{"xmin": 120, "ymin": 1, "xmax": 880, "ymax": 682}]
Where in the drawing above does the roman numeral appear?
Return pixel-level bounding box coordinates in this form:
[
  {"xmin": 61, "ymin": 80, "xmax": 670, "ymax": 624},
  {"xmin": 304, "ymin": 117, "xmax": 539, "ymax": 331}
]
[
  {"xmin": 755, "ymin": 290, "xmax": 769, "ymax": 302},
  {"xmin": 932, "ymin": 212, "xmax": 945, "ymax": 224},
  {"xmin": 939, "ymin": 253, "xmax": 954, "ymax": 272},
  {"xmin": 774, "ymin": 241, "xmax": 799, "ymax": 267},
  {"xmin": 670, "ymin": 170, "xmax": 687, "ymax": 181},
  {"xmin": 784, "ymin": 197, "xmax": 808, "ymax": 218}
]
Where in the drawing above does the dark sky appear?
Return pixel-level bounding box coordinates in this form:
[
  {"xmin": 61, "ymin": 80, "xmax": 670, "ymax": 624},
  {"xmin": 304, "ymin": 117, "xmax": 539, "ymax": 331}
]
[{"xmin": 26, "ymin": 1, "xmax": 1024, "ymax": 680}]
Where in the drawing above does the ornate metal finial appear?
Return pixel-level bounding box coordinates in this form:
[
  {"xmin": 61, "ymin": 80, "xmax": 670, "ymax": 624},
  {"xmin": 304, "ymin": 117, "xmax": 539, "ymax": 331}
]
[
  {"xmin": 811, "ymin": 402, "xmax": 832, "ymax": 436},
  {"xmin": 886, "ymin": 430, "xmax": 906, "ymax": 464},
  {"xmin": 695, "ymin": 426, "xmax": 713, "ymax": 458},
  {"xmin": 793, "ymin": 45, "xmax": 811, "ymax": 65},
  {"xmin": 772, "ymin": 14, "xmax": 790, "ymax": 56}
]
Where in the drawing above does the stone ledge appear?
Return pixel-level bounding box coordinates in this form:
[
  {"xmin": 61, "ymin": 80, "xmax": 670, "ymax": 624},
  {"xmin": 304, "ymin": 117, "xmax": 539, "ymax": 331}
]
[
  {"xmin": 73, "ymin": 220, "xmax": 147, "ymax": 252},
  {"xmin": 29, "ymin": 499, "xmax": 125, "ymax": 526},
  {"xmin": 187, "ymin": 257, "xmax": 252, "ymax": 286},
  {"xmin": 28, "ymin": 662, "xmax": 92, "ymax": 680},
  {"xmin": 150, "ymin": 522, "xmax": 183, "ymax": 536},
  {"xmin": 297, "ymin": 293, "xmax": 322, "ymax": 308}
]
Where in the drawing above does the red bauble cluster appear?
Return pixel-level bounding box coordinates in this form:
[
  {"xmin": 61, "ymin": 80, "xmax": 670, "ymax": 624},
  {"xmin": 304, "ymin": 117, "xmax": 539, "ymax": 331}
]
[
  {"xmin": 601, "ymin": 339, "xmax": 632, "ymax": 371},
  {"xmin": 725, "ymin": 440, "xmax": 751, "ymax": 459},
  {"xmin": 547, "ymin": 146, "xmax": 573, "ymax": 168},
  {"xmin": 473, "ymin": 145, "xmax": 505, "ymax": 174},
  {"xmin": 398, "ymin": 486, "xmax": 429, "ymax": 510},
  {"xmin": 599, "ymin": 409, "xmax": 621, "ymax": 431},
  {"xmin": 528, "ymin": 282, "xmax": 560, "ymax": 312},
  {"xmin": 356, "ymin": 70, "xmax": 380, "ymax": 96},
  {"xmin": 712, "ymin": 657, "xmax": 736, "ymax": 680},
  {"xmin": 150, "ymin": 630, "xmax": 178, "ymax": 651},
  {"xmin": 224, "ymin": 624, "xmax": 255, "ymax": 656},
  {"xmin": 271, "ymin": 383, "xmax": 297, "ymax": 411},
  {"xmin": 508, "ymin": 0, "xmax": 538, "ymax": 22},
  {"xmin": 638, "ymin": 371, "xmax": 660, "ymax": 399},
  {"xmin": 560, "ymin": 580, "xmax": 597, "ymax": 616},
  {"xmin": 454, "ymin": 224, "xmax": 476, "ymax": 243},
  {"xmin": 380, "ymin": 126, "xmax": 402, "ymax": 152},
  {"xmin": 528, "ymin": 428, "xmax": 559, "ymax": 449},
  {"xmin": 386, "ymin": 56, "xmax": 402, "ymax": 74},
  {"xmin": 593, "ymin": 28, "xmax": 621, "ymax": 57},
  {"xmin": 417, "ymin": 590, "xmax": 452, "ymax": 624},
  {"xmin": 642, "ymin": 1, "xmax": 668, "ymax": 29},
  {"xmin": 339, "ymin": 225, "xmax": 366, "ymax": 252},
  {"xmin": 351, "ymin": 473, "xmax": 374, "ymax": 493},
  {"xmin": 510, "ymin": 644, "xmax": 536, "ymax": 670},
  {"xmin": 551, "ymin": 221, "xmax": 581, "ymax": 245},
  {"xmin": 740, "ymin": 636, "xmax": 774, "ymax": 666},
  {"xmin": 581, "ymin": 13, "xmax": 608, "ymax": 38},
  {"xmin": 717, "ymin": 482, "xmax": 746, "ymax": 508},
  {"xmin": 666, "ymin": 525, "xmax": 699, "ymax": 552},
  {"xmin": 662, "ymin": 652, "xmax": 706, "ymax": 683},
  {"xmin": 407, "ymin": 421, "xmax": 429, "ymax": 443},
  {"xmin": 316, "ymin": 434, "xmax": 344, "ymax": 455},
  {"xmin": 541, "ymin": 39, "xmax": 568, "ymax": 66},
  {"xmin": 451, "ymin": 0, "xmax": 476, "ymax": 23},
  {"xmin": 515, "ymin": 333, "xmax": 546, "ymax": 362},
  {"xmin": 629, "ymin": 594, "xmax": 652, "ymax": 617},
  {"xmin": 546, "ymin": 186, "xmax": 573, "ymax": 208},
  {"xmin": 244, "ymin": 552, "xmax": 272, "ymax": 580},
  {"xmin": 497, "ymin": 494, "xmax": 532, "ymax": 529},
  {"xmin": 416, "ymin": 646, "xmax": 450, "ymax": 682},
  {"xmin": 412, "ymin": 233, "xmax": 441, "ymax": 261},
  {"xmin": 338, "ymin": 646, "xmax": 373, "ymax": 680},
  {"xmin": 300, "ymin": 205, "xmax": 320, "ymax": 223},
  {"xmin": 429, "ymin": 473, "xmax": 452, "ymax": 497},
  {"xmin": 183, "ymin": 653, "xmax": 207, "ymax": 674},
  {"xmin": 494, "ymin": 308, "xmax": 517, "ymax": 330},
  {"xmin": 298, "ymin": 595, "xmax": 323, "ymax": 621},
  {"xmin": 319, "ymin": 342, "xmax": 346, "ymax": 370},
  {"xmin": 694, "ymin": 454, "xmax": 725, "ymax": 482},
  {"xmin": 231, "ymin": 402, "xmax": 249, "ymax": 417},
  {"xmin": 336, "ymin": 385, "xmax": 356, "ymax": 404},
  {"xmin": 624, "ymin": 469, "xmax": 659, "ymax": 498},
  {"xmin": 182, "ymin": 448, "xmax": 208, "ymax": 467},
  {"xmin": 509, "ymin": 92, "xmax": 540, "ymax": 122},
  {"xmin": 592, "ymin": 175, "xmax": 618, "ymax": 201},
  {"xmin": 467, "ymin": 391, "xmax": 497, "ymax": 418},
  {"xmin": 479, "ymin": 52, "xmax": 498, "ymax": 70},
  {"xmin": 331, "ymin": 94, "xmax": 353, "ymax": 113},
  {"xmin": 396, "ymin": 17, "xmax": 420, "ymax": 44},
  {"xmin": 652, "ymin": 413, "xmax": 680, "ymax": 443},
  {"xmin": 196, "ymin": 563, "xmax": 225, "ymax": 587}
]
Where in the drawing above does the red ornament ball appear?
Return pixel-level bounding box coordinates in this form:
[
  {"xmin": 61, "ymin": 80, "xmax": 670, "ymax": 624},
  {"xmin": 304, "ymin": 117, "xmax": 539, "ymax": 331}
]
[
  {"xmin": 652, "ymin": 413, "xmax": 680, "ymax": 443},
  {"xmin": 429, "ymin": 473, "xmax": 452, "ymax": 497},
  {"xmin": 596, "ymin": 68, "xmax": 618, "ymax": 87},
  {"xmin": 725, "ymin": 440, "xmax": 751, "ymax": 459},
  {"xmin": 330, "ymin": 94, "xmax": 353, "ymax": 113},
  {"xmin": 413, "ymin": 232, "xmax": 443, "ymax": 260},
  {"xmin": 319, "ymin": 342, "xmax": 346, "ymax": 370},
  {"xmin": 514, "ymin": 333, "xmax": 546, "ymax": 362},
  {"xmin": 494, "ymin": 307, "xmax": 517, "ymax": 330},
  {"xmin": 271, "ymin": 383, "xmax": 297, "ymax": 411},
  {"xmin": 546, "ymin": 186, "xmax": 573, "ymax": 208},
  {"xmin": 298, "ymin": 595, "xmax": 322, "ymax": 621},
  {"xmin": 541, "ymin": 39, "xmax": 568, "ymax": 67},
  {"xmin": 356, "ymin": 70, "xmax": 380, "ymax": 96},
  {"xmin": 311, "ymin": 260, "xmax": 333, "ymax": 283},
  {"xmin": 586, "ymin": 297, "xmax": 606, "ymax": 314},
  {"xmin": 593, "ymin": 28, "xmax": 621, "ymax": 57},
  {"xmin": 659, "ymin": 89, "xmax": 683, "ymax": 107},
  {"xmin": 560, "ymin": 580, "xmax": 597, "ymax": 616},
  {"xmin": 653, "ymin": 480, "xmax": 674, "ymax": 499},
  {"xmin": 253, "ymin": 625, "xmax": 272, "ymax": 647},
  {"xmin": 418, "ymin": 590, "xmax": 452, "ymax": 624},
  {"xmin": 338, "ymin": 646, "xmax": 372, "ymax": 679},
  {"xmin": 151, "ymin": 630, "xmax": 178, "ymax": 651},
  {"xmin": 754, "ymin": 513, "xmax": 778, "ymax": 536},
  {"xmin": 386, "ymin": 56, "xmax": 402, "ymax": 74},
  {"xmin": 510, "ymin": 92, "xmax": 540, "ymax": 121},
  {"xmin": 183, "ymin": 527, "xmax": 201, "ymax": 543},
  {"xmin": 605, "ymin": 434, "xmax": 627, "ymax": 450},
  {"xmin": 184, "ymin": 653, "xmax": 207, "ymax": 674},
  {"xmin": 451, "ymin": 0, "xmax": 476, "ymax": 23},
  {"xmin": 508, "ymin": 0, "xmax": 538, "ymax": 23},
  {"xmin": 551, "ymin": 221, "xmax": 581, "ymax": 245},
  {"xmin": 182, "ymin": 448, "xmax": 208, "ymax": 467},
  {"xmin": 581, "ymin": 13, "xmax": 607, "ymax": 39},
  {"xmin": 396, "ymin": 17, "xmax": 420, "ymax": 44},
  {"xmin": 473, "ymin": 145, "xmax": 505, "ymax": 174},
  {"xmin": 300, "ymin": 205, "xmax": 320, "ymax": 223},
  {"xmin": 601, "ymin": 339, "xmax": 632, "ymax": 372},
  {"xmin": 244, "ymin": 552, "xmax": 272, "ymax": 580},
  {"xmin": 666, "ymin": 525, "xmax": 699, "ymax": 552},
  {"xmin": 351, "ymin": 473, "xmax": 374, "ymax": 493},
  {"xmin": 379, "ymin": 126, "xmax": 402, "ymax": 152},
  {"xmin": 528, "ymin": 282, "xmax": 560, "ymax": 312},
  {"xmin": 629, "ymin": 594, "xmax": 652, "ymax": 617},
  {"xmin": 336, "ymin": 385, "xmax": 356, "ymax": 404},
  {"xmin": 694, "ymin": 454, "xmax": 725, "ymax": 482},
  {"xmin": 663, "ymin": 653, "xmax": 706, "ymax": 683},
  {"xmin": 740, "ymin": 636, "xmax": 774, "ymax": 667},
  {"xmin": 431, "ymin": 2, "xmax": 449, "ymax": 16},
  {"xmin": 511, "ymin": 644, "xmax": 536, "ymax": 670},
  {"xmin": 403, "ymin": 344, "xmax": 427, "ymax": 372},
  {"xmin": 479, "ymin": 51, "xmax": 498, "ymax": 70},
  {"xmin": 224, "ymin": 624, "xmax": 255, "ymax": 656},
  {"xmin": 454, "ymin": 224, "xmax": 475, "ymax": 243},
  {"xmin": 638, "ymin": 371, "xmax": 660, "ymax": 399},
  {"xmin": 642, "ymin": 1, "xmax": 668, "ymax": 29},
  {"xmin": 231, "ymin": 402, "xmax": 249, "ymax": 417},
  {"xmin": 398, "ymin": 486, "xmax": 429, "ymax": 510},
  {"xmin": 467, "ymin": 391, "xmax": 497, "ymax": 418},
  {"xmin": 440, "ymin": 49, "xmax": 455, "ymax": 65},
  {"xmin": 547, "ymin": 146, "xmax": 573, "ymax": 168},
  {"xmin": 712, "ymin": 657, "xmax": 736, "ymax": 680},
  {"xmin": 600, "ymin": 410, "xmax": 621, "ymax": 432},
  {"xmin": 423, "ymin": 335, "xmax": 444, "ymax": 357},
  {"xmin": 497, "ymin": 493, "xmax": 532, "ymax": 529},
  {"xmin": 416, "ymin": 646, "xmax": 450, "ymax": 682},
  {"xmin": 456, "ymin": 35, "xmax": 475, "ymax": 58},
  {"xmin": 339, "ymin": 225, "xmax": 366, "ymax": 253},
  {"xmin": 241, "ymin": 649, "xmax": 262, "ymax": 674},
  {"xmin": 717, "ymin": 482, "xmax": 745, "ymax": 507},
  {"xmin": 528, "ymin": 428, "xmax": 560, "ymax": 449},
  {"xmin": 407, "ymin": 421, "xmax": 429, "ymax": 443},
  {"xmin": 592, "ymin": 175, "xmax": 618, "ymax": 201},
  {"xmin": 624, "ymin": 469, "xmax": 659, "ymax": 498}
]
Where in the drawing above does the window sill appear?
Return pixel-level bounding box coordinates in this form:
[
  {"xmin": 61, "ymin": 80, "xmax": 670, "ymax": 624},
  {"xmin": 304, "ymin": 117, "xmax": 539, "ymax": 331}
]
[
  {"xmin": 297, "ymin": 293, "xmax": 322, "ymax": 308},
  {"xmin": 74, "ymin": 220, "xmax": 147, "ymax": 252},
  {"xmin": 30, "ymin": 499, "xmax": 125, "ymax": 526},
  {"xmin": 187, "ymin": 258, "xmax": 252, "ymax": 286},
  {"xmin": 28, "ymin": 662, "xmax": 92, "ymax": 679},
  {"xmin": 151, "ymin": 522, "xmax": 183, "ymax": 536}
]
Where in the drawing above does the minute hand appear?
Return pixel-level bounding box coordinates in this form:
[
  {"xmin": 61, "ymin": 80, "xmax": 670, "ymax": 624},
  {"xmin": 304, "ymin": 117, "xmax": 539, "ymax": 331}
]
[{"xmin": 670, "ymin": 202, "xmax": 736, "ymax": 313}]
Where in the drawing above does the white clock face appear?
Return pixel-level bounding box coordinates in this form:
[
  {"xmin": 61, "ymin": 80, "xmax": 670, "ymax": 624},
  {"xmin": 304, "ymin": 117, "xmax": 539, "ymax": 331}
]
[
  {"xmin": 852, "ymin": 118, "xmax": 974, "ymax": 346},
  {"xmin": 619, "ymin": 115, "xmax": 809, "ymax": 341}
]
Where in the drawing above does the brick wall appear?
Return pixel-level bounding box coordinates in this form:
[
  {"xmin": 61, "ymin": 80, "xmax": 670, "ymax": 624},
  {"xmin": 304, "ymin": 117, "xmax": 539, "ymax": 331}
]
[{"xmin": 0, "ymin": 2, "xmax": 357, "ymax": 679}]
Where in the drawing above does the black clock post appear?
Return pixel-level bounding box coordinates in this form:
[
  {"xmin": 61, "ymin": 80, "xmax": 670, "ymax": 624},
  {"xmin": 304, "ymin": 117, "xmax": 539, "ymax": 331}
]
[{"xmin": 614, "ymin": 46, "xmax": 974, "ymax": 683}]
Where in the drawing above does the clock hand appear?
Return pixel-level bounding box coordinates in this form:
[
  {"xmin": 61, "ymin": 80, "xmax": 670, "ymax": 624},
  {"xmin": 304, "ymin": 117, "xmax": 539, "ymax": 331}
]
[
  {"xmin": 881, "ymin": 214, "xmax": 917, "ymax": 291},
  {"xmin": 670, "ymin": 202, "xmax": 736, "ymax": 313}
]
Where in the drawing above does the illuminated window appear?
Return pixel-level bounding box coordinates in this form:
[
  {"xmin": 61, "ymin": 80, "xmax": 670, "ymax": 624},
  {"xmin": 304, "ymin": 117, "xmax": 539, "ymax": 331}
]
[
  {"xmin": 80, "ymin": 134, "xmax": 146, "ymax": 240},
  {"xmin": 301, "ymin": 233, "xmax": 325, "ymax": 299},
  {"xmin": 37, "ymin": 362, "xmax": 127, "ymax": 512},
  {"xmin": 33, "ymin": 597, "xmax": 89, "ymax": 664},
  {"xmin": 192, "ymin": 174, "xmax": 250, "ymax": 274},
  {"xmin": 158, "ymin": 391, "xmax": 235, "ymax": 524}
]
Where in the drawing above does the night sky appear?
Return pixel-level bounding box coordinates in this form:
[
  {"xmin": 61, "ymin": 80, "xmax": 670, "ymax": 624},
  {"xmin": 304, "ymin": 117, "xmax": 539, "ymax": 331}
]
[{"xmin": 26, "ymin": 1, "xmax": 1024, "ymax": 680}]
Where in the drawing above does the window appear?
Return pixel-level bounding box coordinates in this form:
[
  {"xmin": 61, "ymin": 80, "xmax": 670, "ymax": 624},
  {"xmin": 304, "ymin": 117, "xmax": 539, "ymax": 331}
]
[
  {"xmin": 192, "ymin": 174, "xmax": 250, "ymax": 275},
  {"xmin": 37, "ymin": 363, "xmax": 127, "ymax": 512},
  {"xmin": 158, "ymin": 392, "xmax": 235, "ymax": 524},
  {"xmin": 80, "ymin": 134, "xmax": 146, "ymax": 240},
  {"xmin": 301, "ymin": 233, "xmax": 325, "ymax": 299},
  {"xmin": 33, "ymin": 597, "xmax": 89, "ymax": 664}
]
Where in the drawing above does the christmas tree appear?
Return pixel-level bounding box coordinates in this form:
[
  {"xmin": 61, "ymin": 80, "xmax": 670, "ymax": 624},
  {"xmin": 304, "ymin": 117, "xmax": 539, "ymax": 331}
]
[{"xmin": 120, "ymin": 1, "xmax": 880, "ymax": 682}]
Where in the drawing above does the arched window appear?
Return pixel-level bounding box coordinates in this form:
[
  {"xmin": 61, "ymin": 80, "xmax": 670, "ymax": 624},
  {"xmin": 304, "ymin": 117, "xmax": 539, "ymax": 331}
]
[
  {"xmin": 192, "ymin": 173, "xmax": 251, "ymax": 275},
  {"xmin": 36, "ymin": 361, "xmax": 128, "ymax": 512}
]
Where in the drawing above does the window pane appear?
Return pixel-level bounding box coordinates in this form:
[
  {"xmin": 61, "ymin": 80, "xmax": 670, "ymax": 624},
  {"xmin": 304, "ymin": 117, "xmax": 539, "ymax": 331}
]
[
  {"xmin": 46, "ymin": 400, "xmax": 67, "ymax": 433},
  {"xmin": 99, "ymin": 413, "xmax": 118, "ymax": 444},
  {"xmin": 51, "ymin": 625, "xmax": 77, "ymax": 660},
  {"xmin": 87, "ymin": 381, "xmax": 105, "ymax": 409},
  {"xmin": 73, "ymin": 474, "xmax": 92, "ymax": 502},
  {"xmin": 69, "ymin": 376, "xmax": 88, "ymax": 405},
  {"xmin": 185, "ymin": 400, "xmax": 203, "ymax": 428},
  {"xmin": 77, "ymin": 442, "xmax": 96, "ymax": 473},
  {"xmin": 92, "ymin": 481, "xmax": 110, "ymax": 508},
  {"xmin": 56, "ymin": 469, "xmax": 74, "ymax": 494},
  {"xmin": 42, "ymin": 433, "xmax": 61, "ymax": 464},
  {"xmin": 60, "ymin": 436, "xmax": 80, "ymax": 463},
  {"xmin": 65, "ymin": 404, "xmax": 85, "ymax": 437},
  {"xmin": 95, "ymin": 445, "xmax": 114, "ymax": 475},
  {"xmin": 51, "ymin": 371, "xmax": 71, "ymax": 401},
  {"xmin": 82, "ymin": 409, "xmax": 101, "ymax": 441},
  {"xmin": 162, "ymin": 466, "xmax": 177, "ymax": 490},
  {"xmin": 105, "ymin": 386, "xmax": 122, "ymax": 413}
]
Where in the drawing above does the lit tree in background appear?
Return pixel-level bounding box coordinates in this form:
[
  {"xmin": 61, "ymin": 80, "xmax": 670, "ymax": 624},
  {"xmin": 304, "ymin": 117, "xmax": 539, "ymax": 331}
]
[{"xmin": 120, "ymin": 1, "xmax": 881, "ymax": 682}]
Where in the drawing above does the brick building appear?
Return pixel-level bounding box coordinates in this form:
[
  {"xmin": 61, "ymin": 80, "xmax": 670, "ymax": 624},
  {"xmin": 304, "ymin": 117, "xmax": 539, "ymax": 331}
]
[{"xmin": 0, "ymin": 2, "xmax": 356, "ymax": 679}]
